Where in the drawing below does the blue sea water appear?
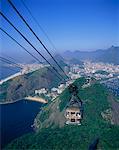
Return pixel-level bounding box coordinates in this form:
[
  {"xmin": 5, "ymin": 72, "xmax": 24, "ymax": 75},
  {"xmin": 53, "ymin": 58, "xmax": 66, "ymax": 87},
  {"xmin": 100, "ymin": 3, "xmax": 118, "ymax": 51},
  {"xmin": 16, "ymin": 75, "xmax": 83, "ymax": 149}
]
[
  {"xmin": 0, "ymin": 100, "xmax": 43, "ymax": 148},
  {"xmin": 0, "ymin": 66, "xmax": 44, "ymax": 148},
  {"xmin": 0, "ymin": 66, "xmax": 20, "ymax": 80}
]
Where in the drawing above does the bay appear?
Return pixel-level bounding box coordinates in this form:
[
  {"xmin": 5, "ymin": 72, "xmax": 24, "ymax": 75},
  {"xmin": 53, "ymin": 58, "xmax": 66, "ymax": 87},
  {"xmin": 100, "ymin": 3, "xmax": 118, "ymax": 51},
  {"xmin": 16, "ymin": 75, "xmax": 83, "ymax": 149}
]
[{"xmin": 0, "ymin": 100, "xmax": 42, "ymax": 149}]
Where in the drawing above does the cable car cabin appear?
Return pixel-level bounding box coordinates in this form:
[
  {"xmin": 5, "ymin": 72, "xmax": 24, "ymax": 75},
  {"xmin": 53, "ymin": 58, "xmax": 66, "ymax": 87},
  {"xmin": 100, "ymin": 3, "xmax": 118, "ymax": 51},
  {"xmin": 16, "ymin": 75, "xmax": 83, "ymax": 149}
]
[
  {"xmin": 65, "ymin": 106, "xmax": 82, "ymax": 125},
  {"xmin": 65, "ymin": 95, "xmax": 83, "ymax": 125}
]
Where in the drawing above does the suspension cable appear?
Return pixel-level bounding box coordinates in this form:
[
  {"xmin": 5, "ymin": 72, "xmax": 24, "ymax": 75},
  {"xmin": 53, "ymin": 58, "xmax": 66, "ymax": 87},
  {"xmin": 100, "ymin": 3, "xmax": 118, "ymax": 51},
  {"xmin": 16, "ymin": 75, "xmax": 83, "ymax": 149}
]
[
  {"xmin": 7, "ymin": 0, "xmax": 69, "ymax": 80},
  {"xmin": 0, "ymin": 56, "xmax": 23, "ymax": 69},
  {"xmin": 21, "ymin": 0, "xmax": 57, "ymax": 52},
  {"xmin": 0, "ymin": 27, "xmax": 63, "ymax": 81},
  {"xmin": 0, "ymin": 61, "xmax": 19, "ymax": 72},
  {"xmin": 0, "ymin": 27, "xmax": 42, "ymax": 64},
  {"xmin": 0, "ymin": 11, "xmax": 65, "ymax": 81}
]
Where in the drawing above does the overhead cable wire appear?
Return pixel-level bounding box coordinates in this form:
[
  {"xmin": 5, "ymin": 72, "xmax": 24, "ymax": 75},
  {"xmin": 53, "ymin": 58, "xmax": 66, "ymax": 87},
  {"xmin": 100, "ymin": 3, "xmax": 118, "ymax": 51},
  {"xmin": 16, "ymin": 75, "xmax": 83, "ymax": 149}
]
[
  {"xmin": 0, "ymin": 28, "xmax": 62, "ymax": 81},
  {"xmin": 0, "ymin": 56, "xmax": 23, "ymax": 69},
  {"xmin": 2, "ymin": 53, "xmax": 20, "ymax": 63},
  {"xmin": 21, "ymin": 0, "xmax": 57, "ymax": 52},
  {"xmin": 0, "ymin": 60, "xmax": 20, "ymax": 72},
  {"xmin": 7, "ymin": 0, "xmax": 69, "ymax": 80},
  {"xmin": 0, "ymin": 12, "xmax": 64, "ymax": 81},
  {"xmin": 0, "ymin": 27, "xmax": 42, "ymax": 64}
]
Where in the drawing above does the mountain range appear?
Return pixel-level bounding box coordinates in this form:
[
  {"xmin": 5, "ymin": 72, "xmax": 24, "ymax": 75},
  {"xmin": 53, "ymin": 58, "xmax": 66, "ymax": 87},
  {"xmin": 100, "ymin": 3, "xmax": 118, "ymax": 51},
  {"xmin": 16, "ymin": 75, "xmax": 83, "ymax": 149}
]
[
  {"xmin": 15, "ymin": 46, "xmax": 119, "ymax": 65},
  {"xmin": 62, "ymin": 46, "xmax": 119, "ymax": 65}
]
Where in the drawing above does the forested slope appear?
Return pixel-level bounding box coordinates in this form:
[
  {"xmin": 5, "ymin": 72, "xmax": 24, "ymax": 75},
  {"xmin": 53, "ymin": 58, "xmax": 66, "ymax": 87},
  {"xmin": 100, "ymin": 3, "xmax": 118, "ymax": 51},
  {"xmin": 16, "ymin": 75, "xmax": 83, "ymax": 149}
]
[{"xmin": 5, "ymin": 78, "xmax": 119, "ymax": 150}]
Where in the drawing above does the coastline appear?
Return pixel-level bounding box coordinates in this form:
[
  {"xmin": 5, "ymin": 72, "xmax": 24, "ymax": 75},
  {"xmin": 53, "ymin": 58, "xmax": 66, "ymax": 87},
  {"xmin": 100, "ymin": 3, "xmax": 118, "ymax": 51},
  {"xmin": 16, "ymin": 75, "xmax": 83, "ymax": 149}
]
[
  {"xmin": 1, "ymin": 94, "xmax": 44, "ymax": 149},
  {"xmin": 0, "ymin": 96, "xmax": 48, "ymax": 105},
  {"xmin": 0, "ymin": 99, "xmax": 23, "ymax": 105},
  {"xmin": 0, "ymin": 72, "xmax": 22, "ymax": 85},
  {"xmin": 25, "ymin": 96, "xmax": 48, "ymax": 104}
]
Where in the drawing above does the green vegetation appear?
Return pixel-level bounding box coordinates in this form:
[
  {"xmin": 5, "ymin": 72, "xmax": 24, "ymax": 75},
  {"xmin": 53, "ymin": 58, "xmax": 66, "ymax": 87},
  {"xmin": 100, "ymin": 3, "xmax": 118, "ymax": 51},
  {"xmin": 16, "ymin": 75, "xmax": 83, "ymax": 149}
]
[
  {"xmin": 0, "ymin": 80, "xmax": 11, "ymax": 102},
  {"xmin": 39, "ymin": 108, "xmax": 51, "ymax": 122},
  {"xmin": 0, "ymin": 67, "xmax": 61, "ymax": 103},
  {"xmin": 59, "ymin": 88, "xmax": 71, "ymax": 111},
  {"xmin": 95, "ymin": 70, "xmax": 109, "ymax": 75},
  {"xmin": 59, "ymin": 77, "xmax": 86, "ymax": 111},
  {"xmin": 0, "ymin": 92, "xmax": 7, "ymax": 101},
  {"xmin": 5, "ymin": 125, "xmax": 119, "ymax": 150},
  {"xmin": 100, "ymin": 125, "xmax": 119, "ymax": 149},
  {"xmin": 0, "ymin": 80, "xmax": 11, "ymax": 89},
  {"xmin": 5, "ymin": 77, "xmax": 119, "ymax": 150}
]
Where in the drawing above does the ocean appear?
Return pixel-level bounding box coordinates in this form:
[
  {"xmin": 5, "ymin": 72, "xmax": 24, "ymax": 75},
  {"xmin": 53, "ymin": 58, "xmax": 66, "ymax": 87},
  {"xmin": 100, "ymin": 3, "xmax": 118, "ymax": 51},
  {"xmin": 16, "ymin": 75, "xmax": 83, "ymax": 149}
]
[
  {"xmin": 0, "ymin": 100, "xmax": 42, "ymax": 148},
  {"xmin": 0, "ymin": 66, "xmax": 43, "ymax": 148},
  {"xmin": 0, "ymin": 66, "xmax": 20, "ymax": 80}
]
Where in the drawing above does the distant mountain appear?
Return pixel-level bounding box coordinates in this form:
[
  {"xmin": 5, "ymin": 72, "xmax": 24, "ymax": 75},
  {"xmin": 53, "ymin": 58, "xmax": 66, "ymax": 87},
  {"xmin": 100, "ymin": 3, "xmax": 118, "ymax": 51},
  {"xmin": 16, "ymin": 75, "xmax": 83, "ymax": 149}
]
[
  {"xmin": 49, "ymin": 54, "xmax": 68, "ymax": 69},
  {"xmin": 66, "ymin": 58, "xmax": 84, "ymax": 65},
  {"xmin": 62, "ymin": 46, "xmax": 119, "ymax": 65},
  {"xmin": 96, "ymin": 46, "xmax": 119, "ymax": 64},
  {"xmin": 62, "ymin": 50, "xmax": 103, "ymax": 61}
]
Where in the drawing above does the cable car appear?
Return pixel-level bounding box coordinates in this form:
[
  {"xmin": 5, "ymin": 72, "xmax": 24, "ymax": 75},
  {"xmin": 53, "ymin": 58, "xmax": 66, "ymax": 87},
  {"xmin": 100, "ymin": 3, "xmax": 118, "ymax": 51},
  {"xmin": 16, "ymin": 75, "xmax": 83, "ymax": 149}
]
[{"xmin": 64, "ymin": 84, "xmax": 83, "ymax": 125}]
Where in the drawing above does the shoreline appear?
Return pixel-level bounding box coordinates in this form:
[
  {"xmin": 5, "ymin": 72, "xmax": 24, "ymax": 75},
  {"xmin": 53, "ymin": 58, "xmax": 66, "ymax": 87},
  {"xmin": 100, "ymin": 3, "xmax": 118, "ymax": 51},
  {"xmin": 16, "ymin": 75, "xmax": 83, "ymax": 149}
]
[
  {"xmin": 0, "ymin": 96, "xmax": 48, "ymax": 105},
  {"xmin": 0, "ymin": 99, "xmax": 23, "ymax": 105},
  {"xmin": 25, "ymin": 96, "xmax": 48, "ymax": 104},
  {"xmin": 0, "ymin": 72, "xmax": 22, "ymax": 85}
]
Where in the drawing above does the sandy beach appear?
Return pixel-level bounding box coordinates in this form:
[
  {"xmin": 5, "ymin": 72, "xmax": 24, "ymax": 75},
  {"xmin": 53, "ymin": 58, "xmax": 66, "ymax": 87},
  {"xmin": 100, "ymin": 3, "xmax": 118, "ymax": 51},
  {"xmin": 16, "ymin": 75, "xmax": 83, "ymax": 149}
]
[{"xmin": 25, "ymin": 96, "xmax": 48, "ymax": 104}]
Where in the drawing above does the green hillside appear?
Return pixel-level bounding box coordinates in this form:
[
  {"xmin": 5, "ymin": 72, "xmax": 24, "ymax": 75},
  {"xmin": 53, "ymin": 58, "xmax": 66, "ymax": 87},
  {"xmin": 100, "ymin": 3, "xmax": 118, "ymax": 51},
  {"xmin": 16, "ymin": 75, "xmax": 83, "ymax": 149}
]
[
  {"xmin": 0, "ymin": 67, "xmax": 61, "ymax": 103},
  {"xmin": 94, "ymin": 70, "xmax": 109, "ymax": 75},
  {"xmin": 5, "ymin": 78, "xmax": 119, "ymax": 150}
]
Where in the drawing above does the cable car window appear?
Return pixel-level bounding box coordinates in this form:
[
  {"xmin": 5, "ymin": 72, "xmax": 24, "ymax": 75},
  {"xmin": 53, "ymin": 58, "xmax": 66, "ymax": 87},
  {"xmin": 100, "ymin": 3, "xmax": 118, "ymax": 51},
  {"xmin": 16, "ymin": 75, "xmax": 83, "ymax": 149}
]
[
  {"xmin": 71, "ymin": 112, "xmax": 75, "ymax": 115},
  {"xmin": 76, "ymin": 112, "xmax": 80, "ymax": 116},
  {"xmin": 71, "ymin": 119, "xmax": 75, "ymax": 122},
  {"xmin": 66, "ymin": 112, "xmax": 69, "ymax": 116}
]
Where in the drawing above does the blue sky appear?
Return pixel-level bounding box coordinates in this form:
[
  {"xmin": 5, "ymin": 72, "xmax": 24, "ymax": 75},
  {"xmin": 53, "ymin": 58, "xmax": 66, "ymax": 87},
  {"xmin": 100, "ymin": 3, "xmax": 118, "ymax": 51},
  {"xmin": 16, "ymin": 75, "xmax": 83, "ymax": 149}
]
[{"xmin": 0, "ymin": 0, "xmax": 119, "ymax": 59}]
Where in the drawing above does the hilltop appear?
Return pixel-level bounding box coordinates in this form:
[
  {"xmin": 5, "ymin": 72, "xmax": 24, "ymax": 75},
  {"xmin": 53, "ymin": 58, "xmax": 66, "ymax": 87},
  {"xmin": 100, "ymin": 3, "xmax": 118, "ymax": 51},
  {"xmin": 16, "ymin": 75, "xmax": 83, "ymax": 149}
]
[
  {"xmin": 0, "ymin": 67, "xmax": 61, "ymax": 103},
  {"xmin": 5, "ymin": 77, "xmax": 119, "ymax": 150}
]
